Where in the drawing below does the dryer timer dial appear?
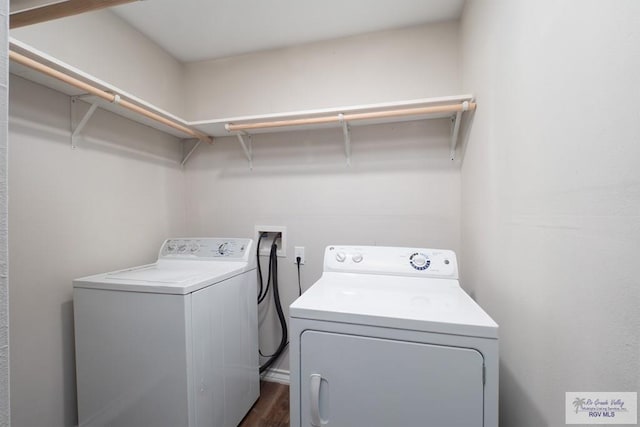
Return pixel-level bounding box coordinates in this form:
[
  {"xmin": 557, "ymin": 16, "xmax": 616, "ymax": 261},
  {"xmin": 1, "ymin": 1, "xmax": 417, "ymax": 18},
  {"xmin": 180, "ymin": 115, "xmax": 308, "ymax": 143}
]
[{"xmin": 409, "ymin": 253, "xmax": 431, "ymax": 270}]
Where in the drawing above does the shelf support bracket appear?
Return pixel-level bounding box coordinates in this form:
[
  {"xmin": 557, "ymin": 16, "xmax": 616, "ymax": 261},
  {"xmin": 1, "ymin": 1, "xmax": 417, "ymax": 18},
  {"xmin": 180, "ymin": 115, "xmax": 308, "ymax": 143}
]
[
  {"xmin": 70, "ymin": 96, "xmax": 99, "ymax": 149},
  {"xmin": 181, "ymin": 139, "xmax": 202, "ymax": 167},
  {"xmin": 338, "ymin": 113, "xmax": 351, "ymax": 166},
  {"xmin": 236, "ymin": 132, "xmax": 253, "ymax": 170},
  {"xmin": 449, "ymin": 101, "xmax": 469, "ymax": 160}
]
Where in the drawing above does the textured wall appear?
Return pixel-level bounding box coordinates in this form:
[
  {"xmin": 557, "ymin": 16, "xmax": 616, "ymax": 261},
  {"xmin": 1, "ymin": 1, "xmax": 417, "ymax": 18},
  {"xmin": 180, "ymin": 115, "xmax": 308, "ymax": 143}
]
[
  {"xmin": 184, "ymin": 22, "xmax": 460, "ymax": 119},
  {"xmin": 11, "ymin": 10, "xmax": 186, "ymax": 117},
  {"xmin": 0, "ymin": 0, "xmax": 9, "ymax": 425},
  {"xmin": 460, "ymin": 1, "xmax": 640, "ymax": 426},
  {"xmin": 8, "ymin": 76, "xmax": 187, "ymax": 427}
]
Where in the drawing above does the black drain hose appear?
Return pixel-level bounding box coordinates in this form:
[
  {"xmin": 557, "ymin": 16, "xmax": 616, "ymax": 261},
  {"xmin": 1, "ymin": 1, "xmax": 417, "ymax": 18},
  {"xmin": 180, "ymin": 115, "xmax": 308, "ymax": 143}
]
[{"xmin": 258, "ymin": 237, "xmax": 288, "ymax": 374}]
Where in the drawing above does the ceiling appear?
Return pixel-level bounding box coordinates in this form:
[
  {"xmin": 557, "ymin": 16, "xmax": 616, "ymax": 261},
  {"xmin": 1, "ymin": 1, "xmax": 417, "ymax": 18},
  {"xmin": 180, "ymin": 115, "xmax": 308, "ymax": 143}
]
[{"xmin": 109, "ymin": 0, "xmax": 464, "ymax": 63}]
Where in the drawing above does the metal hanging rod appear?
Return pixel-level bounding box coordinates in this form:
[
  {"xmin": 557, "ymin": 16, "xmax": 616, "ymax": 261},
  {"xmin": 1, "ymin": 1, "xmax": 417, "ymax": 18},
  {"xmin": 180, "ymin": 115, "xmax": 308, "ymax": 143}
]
[
  {"xmin": 225, "ymin": 101, "xmax": 476, "ymax": 132},
  {"xmin": 9, "ymin": 50, "xmax": 213, "ymax": 144}
]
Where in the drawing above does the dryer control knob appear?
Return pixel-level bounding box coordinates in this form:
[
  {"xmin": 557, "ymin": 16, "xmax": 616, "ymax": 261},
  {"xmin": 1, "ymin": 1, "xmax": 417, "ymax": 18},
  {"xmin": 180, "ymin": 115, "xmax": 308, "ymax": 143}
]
[
  {"xmin": 335, "ymin": 252, "xmax": 347, "ymax": 262},
  {"xmin": 178, "ymin": 244, "xmax": 187, "ymax": 253},
  {"xmin": 409, "ymin": 253, "xmax": 430, "ymax": 270},
  {"xmin": 412, "ymin": 254, "xmax": 427, "ymax": 267},
  {"xmin": 352, "ymin": 253, "xmax": 363, "ymax": 263}
]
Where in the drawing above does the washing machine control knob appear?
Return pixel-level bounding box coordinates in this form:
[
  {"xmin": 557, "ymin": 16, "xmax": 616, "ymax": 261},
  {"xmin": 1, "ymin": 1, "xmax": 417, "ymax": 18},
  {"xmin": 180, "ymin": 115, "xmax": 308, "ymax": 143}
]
[
  {"xmin": 189, "ymin": 243, "xmax": 199, "ymax": 253},
  {"xmin": 335, "ymin": 252, "xmax": 347, "ymax": 262},
  {"xmin": 352, "ymin": 253, "xmax": 363, "ymax": 263},
  {"xmin": 218, "ymin": 242, "xmax": 229, "ymax": 255},
  {"xmin": 409, "ymin": 253, "xmax": 430, "ymax": 270},
  {"xmin": 178, "ymin": 244, "xmax": 187, "ymax": 253},
  {"xmin": 166, "ymin": 241, "xmax": 177, "ymax": 252}
]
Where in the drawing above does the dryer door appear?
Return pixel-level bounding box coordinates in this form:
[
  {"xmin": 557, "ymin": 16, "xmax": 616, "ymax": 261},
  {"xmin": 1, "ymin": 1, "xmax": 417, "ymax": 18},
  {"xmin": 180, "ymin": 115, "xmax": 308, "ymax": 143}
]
[{"xmin": 300, "ymin": 331, "xmax": 484, "ymax": 427}]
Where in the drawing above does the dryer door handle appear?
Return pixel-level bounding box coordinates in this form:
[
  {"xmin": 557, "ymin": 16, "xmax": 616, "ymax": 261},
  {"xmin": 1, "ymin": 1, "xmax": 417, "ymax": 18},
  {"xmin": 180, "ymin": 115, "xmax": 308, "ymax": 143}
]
[{"xmin": 309, "ymin": 374, "xmax": 325, "ymax": 426}]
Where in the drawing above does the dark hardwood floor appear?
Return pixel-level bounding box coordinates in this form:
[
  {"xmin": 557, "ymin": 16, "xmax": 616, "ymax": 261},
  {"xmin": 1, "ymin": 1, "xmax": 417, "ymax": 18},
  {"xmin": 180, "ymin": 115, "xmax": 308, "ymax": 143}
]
[{"xmin": 239, "ymin": 381, "xmax": 290, "ymax": 427}]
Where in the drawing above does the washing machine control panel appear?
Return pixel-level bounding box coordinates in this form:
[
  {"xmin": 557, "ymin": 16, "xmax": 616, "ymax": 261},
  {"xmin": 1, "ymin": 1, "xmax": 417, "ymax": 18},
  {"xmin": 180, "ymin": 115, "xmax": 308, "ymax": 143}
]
[
  {"xmin": 325, "ymin": 245, "xmax": 457, "ymax": 279},
  {"xmin": 160, "ymin": 238, "xmax": 253, "ymax": 260}
]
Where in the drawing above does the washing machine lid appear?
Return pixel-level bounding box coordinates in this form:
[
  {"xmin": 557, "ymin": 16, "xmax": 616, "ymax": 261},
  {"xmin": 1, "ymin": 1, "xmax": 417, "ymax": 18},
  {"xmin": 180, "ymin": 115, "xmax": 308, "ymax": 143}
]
[
  {"xmin": 73, "ymin": 260, "xmax": 252, "ymax": 295},
  {"xmin": 290, "ymin": 272, "xmax": 498, "ymax": 339}
]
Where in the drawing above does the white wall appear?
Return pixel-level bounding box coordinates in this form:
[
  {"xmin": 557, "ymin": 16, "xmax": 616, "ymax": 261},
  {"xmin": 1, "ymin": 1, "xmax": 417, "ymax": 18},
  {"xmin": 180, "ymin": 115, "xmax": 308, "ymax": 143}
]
[
  {"xmin": 0, "ymin": 1, "xmax": 10, "ymax": 425},
  {"xmin": 8, "ymin": 76, "xmax": 187, "ymax": 427},
  {"xmin": 185, "ymin": 22, "xmax": 460, "ymax": 119},
  {"xmin": 11, "ymin": 10, "xmax": 186, "ymax": 117},
  {"xmin": 460, "ymin": 1, "xmax": 640, "ymax": 426},
  {"xmin": 186, "ymin": 124, "xmax": 460, "ymax": 372},
  {"xmin": 184, "ymin": 24, "xmax": 462, "ymax": 372}
]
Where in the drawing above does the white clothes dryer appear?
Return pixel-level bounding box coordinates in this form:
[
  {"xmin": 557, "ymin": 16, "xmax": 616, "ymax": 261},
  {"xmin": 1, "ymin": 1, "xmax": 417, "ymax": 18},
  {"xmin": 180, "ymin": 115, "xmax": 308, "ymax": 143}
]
[
  {"xmin": 73, "ymin": 238, "xmax": 258, "ymax": 427},
  {"xmin": 290, "ymin": 245, "xmax": 498, "ymax": 427}
]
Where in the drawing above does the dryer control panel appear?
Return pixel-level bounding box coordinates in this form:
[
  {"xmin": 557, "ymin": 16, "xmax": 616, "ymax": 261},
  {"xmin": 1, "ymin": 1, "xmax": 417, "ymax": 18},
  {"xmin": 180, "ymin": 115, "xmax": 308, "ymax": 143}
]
[
  {"xmin": 324, "ymin": 245, "xmax": 458, "ymax": 279},
  {"xmin": 159, "ymin": 238, "xmax": 253, "ymax": 261}
]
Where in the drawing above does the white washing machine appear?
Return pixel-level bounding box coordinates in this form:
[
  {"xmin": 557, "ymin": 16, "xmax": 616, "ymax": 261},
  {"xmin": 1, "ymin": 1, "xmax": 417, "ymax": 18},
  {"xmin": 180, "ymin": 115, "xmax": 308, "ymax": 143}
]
[
  {"xmin": 73, "ymin": 238, "xmax": 259, "ymax": 427},
  {"xmin": 290, "ymin": 245, "xmax": 498, "ymax": 427}
]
